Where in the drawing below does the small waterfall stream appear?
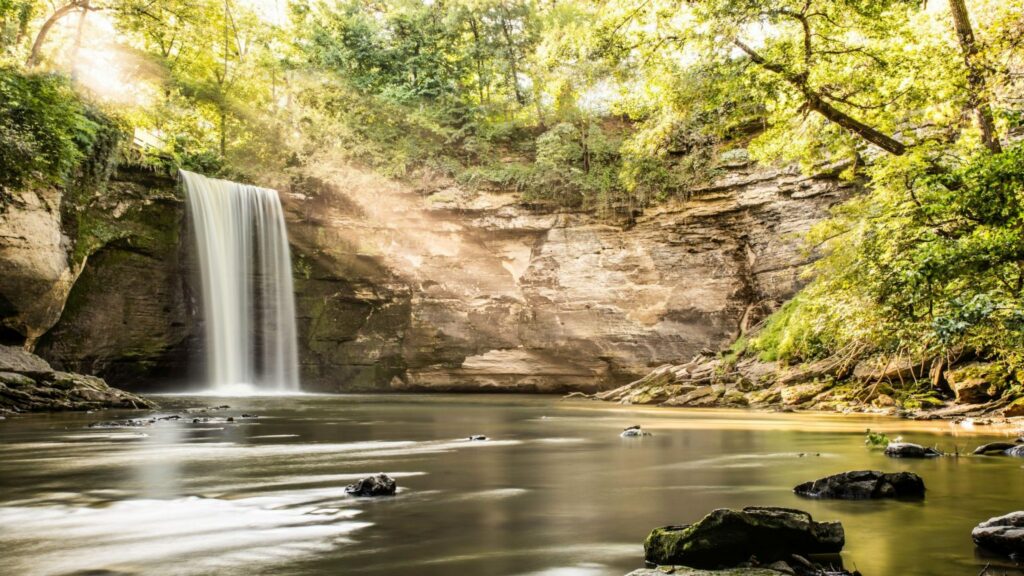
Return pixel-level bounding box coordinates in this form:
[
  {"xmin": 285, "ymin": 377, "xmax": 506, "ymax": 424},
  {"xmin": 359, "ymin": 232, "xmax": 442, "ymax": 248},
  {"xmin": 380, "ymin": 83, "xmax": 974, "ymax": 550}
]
[{"xmin": 180, "ymin": 170, "xmax": 299, "ymax": 393}]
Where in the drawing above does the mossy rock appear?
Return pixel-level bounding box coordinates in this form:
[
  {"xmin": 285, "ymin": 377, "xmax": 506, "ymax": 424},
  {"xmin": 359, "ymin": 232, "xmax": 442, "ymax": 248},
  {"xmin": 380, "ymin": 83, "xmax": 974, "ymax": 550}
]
[
  {"xmin": 643, "ymin": 507, "xmax": 844, "ymax": 568},
  {"xmin": 1004, "ymin": 397, "xmax": 1024, "ymax": 418},
  {"xmin": 946, "ymin": 362, "xmax": 1008, "ymax": 404}
]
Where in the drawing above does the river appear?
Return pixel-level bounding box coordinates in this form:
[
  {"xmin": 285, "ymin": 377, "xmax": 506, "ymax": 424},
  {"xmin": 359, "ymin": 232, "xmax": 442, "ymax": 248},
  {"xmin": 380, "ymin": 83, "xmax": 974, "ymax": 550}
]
[{"xmin": 1, "ymin": 394, "xmax": 1022, "ymax": 575}]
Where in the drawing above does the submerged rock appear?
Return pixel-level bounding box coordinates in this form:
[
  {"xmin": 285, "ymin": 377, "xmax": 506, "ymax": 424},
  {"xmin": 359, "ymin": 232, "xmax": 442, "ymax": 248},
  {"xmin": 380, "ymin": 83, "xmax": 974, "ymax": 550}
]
[
  {"xmin": 643, "ymin": 507, "xmax": 844, "ymax": 568},
  {"xmin": 794, "ymin": 470, "xmax": 925, "ymax": 500},
  {"xmin": 88, "ymin": 418, "xmax": 153, "ymax": 429},
  {"xmin": 973, "ymin": 441, "xmax": 1022, "ymax": 455},
  {"xmin": 621, "ymin": 425, "xmax": 651, "ymax": 438},
  {"xmin": 345, "ymin": 473, "xmax": 397, "ymax": 497},
  {"xmin": 625, "ymin": 566, "xmax": 854, "ymax": 576},
  {"xmin": 1006, "ymin": 445, "xmax": 1024, "ymax": 457},
  {"xmin": 884, "ymin": 442, "xmax": 941, "ymax": 458},
  {"xmin": 972, "ymin": 512, "xmax": 1024, "ymax": 557}
]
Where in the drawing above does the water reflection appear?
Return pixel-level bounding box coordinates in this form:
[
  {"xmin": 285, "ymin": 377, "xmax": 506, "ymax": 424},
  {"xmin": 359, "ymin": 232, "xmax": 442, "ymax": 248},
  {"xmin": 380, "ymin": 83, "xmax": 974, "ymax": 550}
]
[{"xmin": 1, "ymin": 395, "xmax": 1023, "ymax": 576}]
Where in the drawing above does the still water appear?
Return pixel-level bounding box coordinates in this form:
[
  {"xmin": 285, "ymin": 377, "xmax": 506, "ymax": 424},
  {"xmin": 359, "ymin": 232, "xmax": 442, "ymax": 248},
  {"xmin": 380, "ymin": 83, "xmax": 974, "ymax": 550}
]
[{"xmin": 1, "ymin": 394, "xmax": 1022, "ymax": 576}]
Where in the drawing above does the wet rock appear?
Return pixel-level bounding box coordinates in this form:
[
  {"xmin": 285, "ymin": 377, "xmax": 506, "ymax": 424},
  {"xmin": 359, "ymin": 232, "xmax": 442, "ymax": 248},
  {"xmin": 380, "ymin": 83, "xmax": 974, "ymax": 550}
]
[
  {"xmin": 621, "ymin": 425, "xmax": 651, "ymax": 437},
  {"xmin": 88, "ymin": 419, "xmax": 151, "ymax": 429},
  {"xmin": 625, "ymin": 566, "xmax": 854, "ymax": 576},
  {"xmin": 973, "ymin": 441, "xmax": 1021, "ymax": 455},
  {"xmin": 884, "ymin": 442, "xmax": 941, "ymax": 458},
  {"xmin": 563, "ymin": 391, "xmax": 591, "ymax": 399},
  {"xmin": 467, "ymin": 435, "xmax": 488, "ymax": 441},
  {"xmin": 643, "ymin": 507, "xmax": 844, "ymax": 568},
  {"xmin": 1006, "ymin": 445, "xmax": 1024, "ymax": 457},
  {"xmin": 345, "ymin": 473, "xmax": 397, "ymax": 497},
  {"xmin": 972, "ymin": 512, "xmax": 1024, "ymax": 557},
  {"xmin": 794, "ymin": 470, "xmax": 925, "ymax": 500},
  {"xmin": 226, "ymin": 417, "xmax": 235, "ymax": 422},
  {"xmin": 0, "ymin": 345, "xmax": 155, "ymax": 413}
]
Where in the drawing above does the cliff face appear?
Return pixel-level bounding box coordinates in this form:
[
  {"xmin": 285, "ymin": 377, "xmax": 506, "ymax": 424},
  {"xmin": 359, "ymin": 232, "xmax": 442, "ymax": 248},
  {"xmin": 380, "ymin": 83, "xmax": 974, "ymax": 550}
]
[
  {"xmin": 1, "ymin": 166, "xmax": 199, "ymax": 388},
  {"xmin": 286, "ymin": 158, "xmax": 854, "ymax": 393},
  {"xmin": 1, "ymin": 157, "xmax": 853, "ymax": 393}
]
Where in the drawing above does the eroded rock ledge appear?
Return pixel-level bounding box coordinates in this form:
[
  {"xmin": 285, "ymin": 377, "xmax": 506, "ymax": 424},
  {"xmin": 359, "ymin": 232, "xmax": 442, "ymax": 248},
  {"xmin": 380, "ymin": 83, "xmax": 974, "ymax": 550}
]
[{"xmin": 0, "ymin": 345, "xmax": 154, "ymax": 413}]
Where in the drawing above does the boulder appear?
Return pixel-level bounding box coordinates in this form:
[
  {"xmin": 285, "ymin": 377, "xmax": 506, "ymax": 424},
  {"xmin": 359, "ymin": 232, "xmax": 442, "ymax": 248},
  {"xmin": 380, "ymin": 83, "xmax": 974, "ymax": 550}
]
[
  {"xmin": 794, "ymin": 470, "xmax": 925, "ymax": 499},
  {"xmin": 345, "ymin": 473, "xmax": 397, "ymax": 497},
  {"xmin": 643, "ymin": 507, "xmax": 844, "ymax": 568},
  {"xmin": 779, "ymin": 380, "xmax": 832, "ymax": 406},
  {"xmin": 972, "ymin": 512, "xmax": 1024, "ymax": 557},
  {"xmin": 0, "ymin": 345, "xmax": 52, "ymax": 377},
  {"xmin": 946, "ymin": 362, "xmax": 1005, "ymax": 404},
  {"xmin": 1006, "ymin": 445, "xmax": 1024, "ymax": 457},
  {"xmin": 884, "ymin": 442, "xmax": 941, "ymax": 458},
  {"xmin": 973, "ymin": 442, "xmax": 1020, "ymax": 455},
  {"xmin": 621, "ymin": 425, "xmax": 651, "ymax": 438}
]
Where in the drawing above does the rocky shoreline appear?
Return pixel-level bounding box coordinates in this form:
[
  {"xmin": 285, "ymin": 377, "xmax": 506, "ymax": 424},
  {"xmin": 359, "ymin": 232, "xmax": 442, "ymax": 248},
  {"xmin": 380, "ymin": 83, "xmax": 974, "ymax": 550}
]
[
  {"xmin": 581, "ymin": 352, "xmax": 1023, "ymax": 422},
  {"xmin": 0, "ymin": 345, "xmax": 154, "ymax": 414}
]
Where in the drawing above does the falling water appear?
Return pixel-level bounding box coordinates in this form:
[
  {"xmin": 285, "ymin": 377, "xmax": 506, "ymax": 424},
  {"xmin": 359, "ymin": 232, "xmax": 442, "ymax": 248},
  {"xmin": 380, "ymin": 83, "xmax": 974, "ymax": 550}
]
[{"xmin": 180, "ymin": 170, "xmax": 299, "ymax": 393}]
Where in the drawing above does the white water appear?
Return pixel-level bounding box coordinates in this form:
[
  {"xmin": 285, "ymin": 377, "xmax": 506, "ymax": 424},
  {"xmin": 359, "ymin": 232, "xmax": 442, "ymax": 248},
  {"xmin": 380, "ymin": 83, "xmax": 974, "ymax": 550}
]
[{"xmin": 180, "ymin": 170, "xmax": 299, "ymax": 392}]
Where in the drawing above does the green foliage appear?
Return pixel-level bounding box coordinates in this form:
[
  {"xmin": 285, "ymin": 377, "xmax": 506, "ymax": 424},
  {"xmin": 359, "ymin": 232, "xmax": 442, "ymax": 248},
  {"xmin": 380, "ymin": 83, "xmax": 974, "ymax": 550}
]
[
  {"xmin": 0, "ymin": 67, "xmax": 113, "ymax": 194},
  {"xmin": 864, "ymin": 429, "xmax": 890, "ymax": 447},
  {"xmin": 752, "ymin": 143, "xmax": 1024, "ymax": 375}
]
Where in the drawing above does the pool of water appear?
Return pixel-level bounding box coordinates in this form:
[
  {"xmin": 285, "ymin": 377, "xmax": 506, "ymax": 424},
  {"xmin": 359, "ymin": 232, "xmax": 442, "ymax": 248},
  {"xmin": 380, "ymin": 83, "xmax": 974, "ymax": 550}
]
[{"xmin": 1, "ymin": 394, "xmax": 1023, "ymax": 576}]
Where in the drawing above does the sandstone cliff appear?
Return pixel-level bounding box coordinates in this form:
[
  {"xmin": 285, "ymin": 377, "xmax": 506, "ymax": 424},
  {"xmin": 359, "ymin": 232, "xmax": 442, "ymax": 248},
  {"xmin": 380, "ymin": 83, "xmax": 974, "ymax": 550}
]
[
  {"xmin": 285, "ymin": 157, "xmax": 853, "ymax": 392},
  {"xmin": 1, "ymin": 155, "xmax": 853, "ymax": 393}
]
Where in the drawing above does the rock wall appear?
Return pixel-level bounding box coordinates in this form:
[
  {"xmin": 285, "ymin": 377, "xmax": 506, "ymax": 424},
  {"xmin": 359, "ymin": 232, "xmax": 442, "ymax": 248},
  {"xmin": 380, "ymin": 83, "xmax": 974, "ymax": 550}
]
[
  {"xmin": 285, "ymin": 157, "xmax": 854, "ymax": 393},
  {"xmin": 1, "ymin": 166, "xmax": 200, "ymax": 389},
  {"xmin": 2, "ymin": 155, "xmax": 854, "ymax": 394}
]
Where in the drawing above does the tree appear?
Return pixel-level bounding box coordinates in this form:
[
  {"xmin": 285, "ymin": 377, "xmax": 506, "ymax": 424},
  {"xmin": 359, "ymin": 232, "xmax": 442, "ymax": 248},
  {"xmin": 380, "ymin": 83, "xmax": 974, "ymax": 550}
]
[
  {"xmin": 25, "ymin": 0, "xmax": 91, "ymax": 67},
  {"xmin": 947, "ymin": 0, "xmax": 1001, "ymax": 153}
]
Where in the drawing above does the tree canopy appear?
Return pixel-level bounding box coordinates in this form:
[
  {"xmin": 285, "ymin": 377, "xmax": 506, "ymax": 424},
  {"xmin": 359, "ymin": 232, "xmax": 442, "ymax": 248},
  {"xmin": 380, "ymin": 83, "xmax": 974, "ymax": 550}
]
[{"xmin": 1, "ymin": 0, "xmax": 1023, "ymax": 374}]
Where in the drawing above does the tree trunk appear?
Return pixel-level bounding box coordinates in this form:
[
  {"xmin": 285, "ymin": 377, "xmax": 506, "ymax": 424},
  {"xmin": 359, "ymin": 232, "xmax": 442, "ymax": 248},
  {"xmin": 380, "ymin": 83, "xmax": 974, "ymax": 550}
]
[
  {"xmin": 948, "ymin": 0, "xmax": 1001, "ymax": 153},
  {"xmin": 734, "ymin": 40, "xmax": 906, "ymax": 156},
  {"xmin": 26, "ymin": 1, "xmax": 85, "ymax": 67},
  {"xmin": 70, "ymin": 0, "xmax": 90, "ymax": 80},
  {"xmin": 498, "ymin": 10, "xmax": 525, "ymax": 105}
]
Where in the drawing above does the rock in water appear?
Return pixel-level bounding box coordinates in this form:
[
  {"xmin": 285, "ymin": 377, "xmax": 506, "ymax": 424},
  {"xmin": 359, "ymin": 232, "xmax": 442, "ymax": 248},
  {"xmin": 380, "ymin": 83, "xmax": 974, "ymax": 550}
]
[
  {"xmin": 973, "ymin": 441, "xmax": 1019, "ymax": 455},
  {"xmin": 794, "ymin": 470, "xmax": 925, "ymax": 499},
  {"xmin": 621, "ymin": 425, "xmax": 651, "ymax": 437},
  {"xmin": 0, "ymin": 345, "xmax": 154, "ymax": 413},
  {"xmin": 622, "ymin": 565, "xmax": 782, "ymax": 569},
  {"xmin": 467, "ymin": 435, "xmax": 488, "ymax": 441},
  {"xmin": 345, "ymin": 473, "xmax": 397, "ymax": 497},
  {"xmin": 884, "ymin": 442, "xmax": 941, "ymax": 458},
  {"xmin": 972, "ymin": 512, "xmax": 1024, "ymax": 556},
  {"xmin": 643, "ymin": 507, "xmax": 844, "ymax": 568}
]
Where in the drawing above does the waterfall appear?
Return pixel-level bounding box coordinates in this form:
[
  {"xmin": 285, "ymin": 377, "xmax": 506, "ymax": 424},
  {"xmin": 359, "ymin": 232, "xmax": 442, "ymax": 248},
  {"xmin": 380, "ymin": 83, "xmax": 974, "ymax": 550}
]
[{"xmin": 180, "ymin": 170, "xmax": 299, "ymax": 393}]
